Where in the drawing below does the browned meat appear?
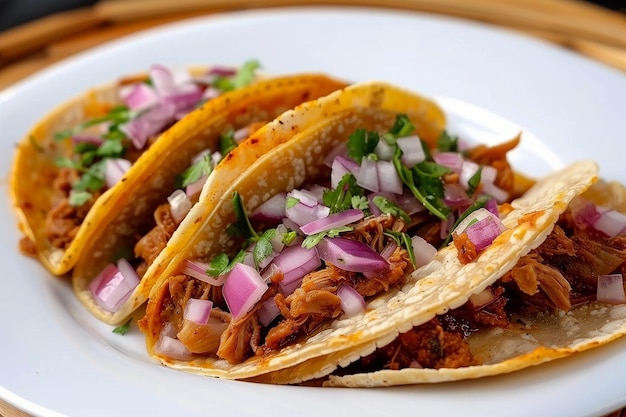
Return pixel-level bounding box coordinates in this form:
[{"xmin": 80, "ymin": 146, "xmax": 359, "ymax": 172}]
[
  {"xmin": 45, "ymin": 192, "xmax": 99, "ymax": 249},
  {"xmin": 350, "ymin": 247, "xmax": 412, "ymax": 297},
  {"xmin": 134, "ymin": 203, "xmax": 178, "ymax": 277},
  {"xmin": 465, "ymin": 135, "xmax": 520, "ymax": 195},
  {"xmin": 217, "ymin": 311, "xmax": 261, "ymax": 364},
  {"xmin": 18, "ymin": 237, "xmax": 37, "ymax": 257},
  {"xmin": 452, "ymin": 231, "xmax": 478, "ymax": 264}
]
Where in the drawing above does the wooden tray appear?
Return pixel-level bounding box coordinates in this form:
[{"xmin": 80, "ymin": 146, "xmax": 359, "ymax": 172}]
[{"xmin": 1, "ymin": 1, "xmax": 625, "ymax": 416}]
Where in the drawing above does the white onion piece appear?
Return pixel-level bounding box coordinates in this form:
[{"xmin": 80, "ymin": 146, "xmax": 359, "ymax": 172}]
[
  {"xmin": 104, "ymin": 158, "xmax": 131, "ymax": 189},
  {"xmin": 597, "ymin": 274, "xmax": 626, "ymax": 304},
  {"xmin": 469, "ymin": 288, "xmax": 496, "ymax": 309},
  {"xmin": 482, "ymin": 181, "xmax": 509, "ymax": 204},
  {"xmin": 257, "ymin": 298, "xmax": 281, "ymax": 327},
  {"xmin": 183, "ymin": 299, "xmax": 213, "ymax": 325},
  {"xmin": 300, "ymin": 209, "xmax": 364, "ymax": 235},
  {"xmin": 233, "ymin": 126, "xmax": 251, "ymax": 143},
  {"xmin": 88, "ymin": 259, "xmax": 140, "ymax": 313},
  {"xmin": 307, "ymin": 184, "xmax": 328, "ymax": 204},
  {"xmin": 185, "ymin": 175, "xmax": 207, "ymax": 198},
  {"xmin": 250, "ymin": 192, "xmax": 287, "ymax": 222},
  {"xmin": 286, "ymin": 200, "xmax": 330, "ymax": 226},
  {"xmin": 273, "ymin": 245, "xmax": 321, "ymax": 295},
  {"xmin": 356, "ymin": 157, "xmax": 379, "ymax": 192},
  {"xmin": 316, "ymin": 237, "xmax": 388, "ymax": 274},
  {"xmin": 288, "ymin": 189, "xmax": 319, "ymax": 208},
  {"xmin": 323, "ymin": 142, "xmax": 348, "ymax": 167},
  {"xmin": 396, "ymin": 136, "xmax": 425, "ymax": 167},
  {"xmin": 222, "ymin": 263, "xmax": 269, "ymax": 319},
  {"xmin": 331, "ymin": 156, "xmax": 360, "ymax": 188},
  {"xmin": 593, "ymin": 209, "xmax": 626, "ymax": 238},
  {"xmin": 411, "ymin": 236, "xmax": 437, "ymax": 268},
  {"xmin": 433, "ymin": 152, "xmax": 463, "ymax": 172},
  {"xmin": 202, "ymin": 87, "xmax": 222, "ymax": 100},
  {"xmin": 377, "ymin": 160, "xmax": 403, "ymax": 194},
  {"xmin": 154, "ymin": 334, "xmax": 192, "ymax": 360},
  {"xmin": 374, "ymin": 139, "xmax": 395, "ymax": 161},
  {"xmin": 182, "ymin": 260, "xmax": 227, "ymax": 286},
  {"xmin": 167, "ymin": 189, "xmax": 192, "ymax": 223},
  {"xmin": 459, "ymin": 161, "xmax": 498, "ymax": 190},
  {"xmin": 337, "ymin": 285, "xmax": 366, "ymax": 317}
]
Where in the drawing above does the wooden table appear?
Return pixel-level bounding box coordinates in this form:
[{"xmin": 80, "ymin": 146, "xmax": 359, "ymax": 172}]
[{"xmin": 1, "ymin": 0, "xmax": 625, "ymax": 416}]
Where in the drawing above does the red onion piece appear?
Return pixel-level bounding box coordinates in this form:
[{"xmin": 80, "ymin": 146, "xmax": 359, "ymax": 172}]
[
  {"xmin": 356, "ymin": 157, "xmax": 379, "ymax": 192},
  {"xmin": 257, "ymin": 298, "xmax": 281, "ymax": 326},
  {"xmin": 300, "ymin": 209, "xmax": 364, "ymax": 235},
  {"xmin": 396, "ymin": 190, "xmax": 425, "ymax": 215},
  {"xmin": 411, "ymin": 236, "xmax": 437, "ymax": 267},
  {"xmin": 453, "ymin": 207, "xmax": 502, "ymax": 236},
  {"xmin": 183, "ymin": 299, "xmax": 213, "ymax": 325},
  {"xmin": 337, "ymin": 285, "xmax": 366, "ymax": 317},
  {"xmin": 222, "ymin": 263, "xmax": 269, "ymax": 319},
  {"xmin": 149, "ymin": 64, "xmax": 178, "ymax": 95},
  {"xmin": 89, "ymin": 258, "xmax": 140, "ymax": 313},
  {"xmin": 316, "ymin": 237, "xmax": 388, "ymax": 274},
  {"xmin": 250, "ymin": 192, "xmax": 287, "ymax": 222},
  {"xmin": 185, "ymin": 175, "xmax": 207, "ymax": 198},
  {"xmin": 331, "ymin": 156, "xmax": 360, "ymax": 187},
  {"xmin": 289, "ymin": 189, "xmax": 319, "ymax": 208},
  {"xmin": 104, "ymin": 158, "xmax": 131, "ymax": 189},
  {"xmin": 207, "ymin": 66, "xmax": 237, "ymax": 77},
  {"xmin": 71, "ymin": 134, "xmax": 104, "ymax": 146},
  {"xmin": 168, "ymin": 189, "xmax": 192, "ymax": 223},
  {"xmin": 273, "ymin": 245, "xmax": 321, "ymax": 294},
  {"xmin": 396, "ymin": 136, "xmax": 425, "ymax": 167},
  {"xmin": 377, "ymin": 160, "xmax": 403, "ymax": 194},
  {"xmin": 154, "ymin": 334, "xmax": 192, "ymax": 360},
  {"xmin": 162, "ymin": 88, "xmax": 204, "ymax": 112},
  {"xmin": 459, "ymin": 160, "xmax": 480, "ymax": 189},
  {"xmin": 597, "ymin": 274, "xmax": 626, "ymax": 304},
  {"xmin": 324, "ymin": 142, "xmax": 349, "ymax": 167},
  {"xmin": 182, "ymin": 260, "xmax": 227, "ymax": 286},
  {"xmin": 433, "ymin": 152, "xmax": 463, "ymax": 172},
  {"xmin": 121, "ymin": 83, "xmax": 159, "ymax": 111},
  {"xmin": 593, "ymin": 209, "xmax": 626, "ymax": 238},
  {"xmin": 464, "ymin": 215, "xmax": 506, "ymax": 251},
  {"xmin": 485, "ymin": 198, "xmax": 499, "ymax": 217},
  {"xmin": 285, "ymin": 194, "xmax": 330, "ymax": 226},
  {"xmin": 306, "ymin": 184, "xmax": 328, "ymax": 203},
  {"xmin": 380, "ymin": 241, "xmax": 398, "ymax": 260},
  {"xmin": 444, "ymin": 183, "xmax": 471, "ymax": 208}
]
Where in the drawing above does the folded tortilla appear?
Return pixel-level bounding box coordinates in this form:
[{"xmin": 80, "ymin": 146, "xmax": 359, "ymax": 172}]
[
  {"xmin": 138, "ymin": 81, "xmax": 532, "ymax": 379},
  {"xmin": 67, "ymin": 73, "xmax": 348, "ymax": 324}
]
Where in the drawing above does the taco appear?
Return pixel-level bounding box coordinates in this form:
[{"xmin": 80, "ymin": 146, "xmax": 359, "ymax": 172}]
[
  {"xmin": 138, "ymin": 81, "xmax": 530, "ymax": 380},
  {"xmin": 11, "ymin": 61, "xmax": 264, "ymax": 275},
  {"xmin": 63, "ymin": 73, "xmax": 348, "ymax": 324}
]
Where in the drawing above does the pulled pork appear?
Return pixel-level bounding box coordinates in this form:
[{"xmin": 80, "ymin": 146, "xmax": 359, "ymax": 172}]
[{"xmin": 134, "ymin": 203, "xmax": 178, "ymax": 277}]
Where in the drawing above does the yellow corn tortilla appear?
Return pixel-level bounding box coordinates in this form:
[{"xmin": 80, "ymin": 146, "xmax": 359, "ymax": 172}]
[
  {"xmin": 139, "ymin": 81, "xmax": 447, "ymax": 378},
  {"xmin": 68, "ymin": 74, "xmax": 348, "ymax": 324}
]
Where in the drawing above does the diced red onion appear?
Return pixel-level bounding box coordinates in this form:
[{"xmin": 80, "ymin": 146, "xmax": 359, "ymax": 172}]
[
  {"xmin": 154, "ymin": 334, "xmax": 192, "ymax": 360},
  {"xmin": 71, "ymin": 134, "xmax": 104, "ymax": 146},
  {"xmin": 396, "ymin": 136, "xmax": 425, "ymax": 167},
  {"xmin": 485, "ymin": 198, "xmax": 499, "ymax": 217},
  {"xmin": 316, "ymin": 237, "xmax": 388, "ymax": 274},
  {"xmin": 273, "ymin": 245, "xmax": 321, "ymax": 294},
  {"xmin": 464, "ymin": 214, "xmax": 506, "ymax": 251},
  {"xmin": 469, "ymin": 288, "xmax": 496, "ymax": 310},
  {"xmin": 444, "ymin": 183, "xmax": 471, "ymax": 208},
  {"xmin": 222, "ymin": 263, "xmax": 269, "ymax": 319},
  {"xmin": 168, "ymin": 189, "xmax": 192, "ymax": 223},
  {"xmin": 207, "ymin": 66, "xmax": 237, "ymax": 77},
  {"xmin": 356, "ymin": 157, "xmax": 379, "ymax": 192},
  {"xmin": 233, "ymin": 126, "xmax": 251, "ymax": 143},
  {"xmin": 286, "ymin": 199, "xmax": 330, "ymax": 226},
  {"xmin": 182, "ymin": 260, "xmax": 227, "ymax": 286},
  {"xmin": 396, "ymin": 190, "xmax": 425, "ymax": 215},
  {"xmin": 570, "ymin": 198, "xmax": 601, "ymax": 229},
  {"xmin": 162, "ymin": 88, "xmax": 204, "ymax": 112},
  {"xmin": 261, "ymin": 263, "xmax": 282, "ymax": 284},
  {"xmin": 331, "ymin": 156, "xmax": 360, "ymax": 189},
  {"xmin": 459, "ymin": 161, "xmax": 480, "ymax": 189},
  {"xmin": 439, "ymin": 214, "xmax": 455, "ymax": 240},
  {"xmin": 288, "ymin": 189, "xmax": 320, "ymax": 208},
  {"xmin": 149, "ymin": 64, "xmax": 179, "ymax": 95},
  {"xmin": 89, "ymin": 258, "xmax": 140, "ymax": 313},
  {"xmin": 307, "ymin": 184, "xmax": 328, "ymax": 204},
  {"xmin": 597, "ymin": 274, "xmax": 626, "ymax": 304},
  {"xmin": 281, "ymin": 218, "xmax": 302, "ymax": 235},
  {"xmin": 433, "ymin": 152, "xmax": 463, "ymax": 172},
  {"xmin": 300, "ymin": 209, "xmax": 363, "ymax": 235},
  {"xmin": 185, "ymin": 175, "xmax": 207, "ymax": 198},
  {"xmin": 593, "ymin": 209, "xmax": 626, "ymax": 238},
  {"xmin": 380, "ymin": 241, "xmax": 398, "ymax": 260},
  {"xmin": 183, "ymin": 299, "xmax": 213, "ymax": 325},
  {"xmin": 104, "ymin": 158, "xmax": 131, "ymax": 189},
  {"xmin": 453, "ymin": 207, "xmax": 502, "ymax": 236},
  {"xmin": 337, "ymin": 285, "xmax": 366, "ymax": 317},
  {"xmin": 374, "ymin": 139, "xmax": 395, "ymax": 161},
  {"xmin": 121, "ymin": 83, "xmax": 159, "ymax": 111},
  {"xmin": 324, "ymin": 142, "xmax": 348, "ymax": 167},
  {"xmin": 241, "ymin": 249, "xmax": 256, "ymax": 269},
  {"xmin": 202, "ymin": 87, "xmax": 222, "ymax": 100},
  {"xmin": 411, "ymin": 236, "xmax": 437, "ymax": 268},
  {"xmin": 377, "ymin": 160, "xmax": 403, "ymax": 194},
  {"xmin": 271, "ymin": 224, "xmax": 289, "ymax": 252},
  {"xmin": 257, "ymin": 298, "xmax": 281, "ymax": 327},
  {"xmin": 250, "ymin": 192, "xmax": 287, "ymax": 222}
]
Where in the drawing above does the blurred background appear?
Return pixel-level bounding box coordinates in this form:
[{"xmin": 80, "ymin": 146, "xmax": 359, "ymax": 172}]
[{"xmin": 0, "ymin": 0, "xmax": 624, "ymax": 31}]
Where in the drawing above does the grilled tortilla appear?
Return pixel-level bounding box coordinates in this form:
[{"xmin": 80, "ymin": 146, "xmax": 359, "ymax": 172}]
[
  {"xmin": 65, "ymin": 74, "xmax": 347, "ymax": 324},
  {"xmin": 137, "ymin": 81, "xmax": 533, "ymax": 379}
]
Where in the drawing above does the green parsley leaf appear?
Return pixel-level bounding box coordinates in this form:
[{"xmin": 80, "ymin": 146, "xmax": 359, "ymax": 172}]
[
  {"xmin": 220, "ymin": 130, "xmax": 238, "ymax": 156},
  {"xmin": 347, "ymin": 129, "xmax": 380, "ymax": 164},
  {"xmin": 436, "ymin": 130, "xmax": 458, "ymax": 152},
  {"xmin": 286, "ymin": 196, "xmax": 300, "ymax": 209},
  {"xmin": 74, "ymin": 142, "xmax": 99, "ymax": 154},
  {"xmin": 302, "ymin": 226, "xmax": 354, "ymax": 249},
  {"xmin": 387, "ymin": 114, "xmax": 415, "ymax": 138},
  {"xmin": 181, "ymin": 154, "xmax": 213, "ymax": 188},
  {"xmin": 383, "ymin": 230, "xmax": 416, "ymax": 267},
  {"xmin": 112, "ymin": 319, "xmax": 132, "ymax": 335},
  {"xmin": 467, "ymin": 166, "xmax": 483, "ymax": 197},
  {"xmin": 372, "ymin": 196, "xmax": 410, "ymax": 223},
  {"xmin": 253, "ymin": 229, "xmax": 276, "ymax": 267},
  {"xmin": 323, "ymin": 173, "xmax": 365, "ymax": 214},
  {"xmin": 351, "ymin": 195, "xmax": 369, "ymax": 211},
  {"xmin": 69, "ymin": 190, "xmax": 93, "ymax": 206},
  {"xmin": 207, "ymin": 253, "xmax": 230, "ymax": 277}
]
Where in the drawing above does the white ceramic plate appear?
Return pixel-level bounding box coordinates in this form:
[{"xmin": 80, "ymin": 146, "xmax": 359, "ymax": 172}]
[{"xmin": 2, "ymin": 7, "xmax": 626, "ymax": 417}]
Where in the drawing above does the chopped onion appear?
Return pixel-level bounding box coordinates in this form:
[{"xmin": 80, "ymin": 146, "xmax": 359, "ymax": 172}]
[
  {"xmin": 323, "ymin": 142, "xmax": 348, "ymax": 167},
  {"xmin": 444, "ymin": 183, "xmax": 471, "ymax": 208},
  {"xmin": 168, "ymin": 189, "xmax": 192, "ymax": 223},
  {"xmin": 149, "ymin": 64, "xmax": 179, "ymax": 95},
  {"xmin": 273, "ymin": 245, "xmax": 321, "ymax": 294},
  {"xmin": 250, "ymin": 192, "xmax": 287, "ymax": 222},
  {"xmin": 233, "ymin": 126, "xmax": 251, "ymax": 143},
  {"xmin": 316, "ymin": 237, "xmax": 388, "ymax": 274},
  {"xmin": 481, "ymin": 181, "xmax": 509, "ymax": 203},
  {"xmin": 257, "ymin": 298, "xmax": 281, "ymax": 326},
  {"xmin": 377, "ymin": 160, "xmax": 403, "ymax": 194},
  {"xmin": 300, "ymin": 209, "xmax": 363, "ymax": 235},
  {"xmin": 337, "ymin": 285, "xmax": 366, "ymax": 317},
  {"xmin": 464, "ymin": 214, "xmax": 506, "ymax": 251},
  {"xmin": 485, "ymin": 198, "xmax": 499, "ymax": 217},
  {"xmin": 89, "ymin": 258, "xmax": 140, "ymax": 313},
  {"xmin": 374, "ymin": 139, "xmax": 395, "ymax": 161},
  {"xmin": 396, "ymin": 136, "xmax": 426, "ymax": 167},
  {"xmin": 453, "ymin": 207, "xmax": 502, "ymax": 236},
  {"xmin": 182, "ymin": 260, "xmax": 227, "ymax": 286},
  {"xmin": 164, "ymin": 88, "xmax": 204, "ymax": 111},
  {"xmin": 121, "ymin": 83, "xmax": 159, "ymax": 111},
  {"xmin": 71, "ymin": 134, "xmax": 104, "ymax": 146},
  {"xmin": 285, "ymin": 192, "xmax": 330, "ymax": 226},
  {"xmin": 261, "ymin": 263, "xmax": 282, "ymax": 284},
  {"xmin": 307, "ymin": 184, "xmax": 328, "ymax": 203},
  {"xmin": 593, "ymin": 209, "xmax": 626, "ymax": 238},
  {"xmin": 331, "ymin": 156, "xmax": 360, "ymax": 189},
  {"xmin": 433, "ymin": 152, "xmax": 463, "ymax": 172},
  {"xmin": 469, "ymin": 288, "xmax": 496, "ymax": 310},
  {"xmin": 185, "ymin": 175, "xmax": 207, "ymax": 198},
  {"xmin": 104, "ymin": 158, "xmax": 131, "ymax": 189},
  {"xmin": 222, "ymin": 263, "xmax": 269, "ymax": 319},
  {"xmin": 411, "ymin": 236, "xmax": 437, "ymax": 268},
  {"xmin": 153, "ymin": 334, "xmax": 192, "ymax": 360},
  {"xmin": 380, "ymin": 241, "xmax": 398, "ymax": 260},
  {"xmin": 183, "ymin": 299, "xmax": 213, "ymax": 325},
  {"xmin": 356, "ymin": 157, "xmax": 379, "ymax": 192},
  {"xmin": 288, "ymin": 189, "xmax": 319, "ymax": 208},
  {"xmin": 597, "ymin": 274, "xmax": 626, "ymax": 304},
  {"xmin": 207, "ymin": 66, "xmax": 237, "ymax": 77},
  {"xmin": 395, "ymin": 190, "xmax": 425, "ymax": 215}
]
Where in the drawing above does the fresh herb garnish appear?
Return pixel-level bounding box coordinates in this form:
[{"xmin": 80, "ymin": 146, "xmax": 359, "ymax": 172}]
[
  {"xmin": 372, "ymin": 196, "xmax": 410, "ymax": 223},
  {"xmin": 208, "ymin": 253, "xmax": 231, "ymax": 277},
  {"xmin": 467, "ymin": 167, "xmax": 483, "ymax": 197},
  {"xmin": 68, "ymin": 190, "xmax": 93, "ymax": 206},
  {"xmin": 351, "ymin": 195, "xmax": 369, "ymax": 211},
  {"xmin": 384, "ymin": 230, "xmax": 416, "ymax": 267},
  {"xmin": 229, "ymin": 192, "xmax": 258, "ymax": 241},
  {"xmin": 28, "ymin": 135, "xmax": 45, "ymax": 153},
  {"xmin": 253, "ymin": 229, "xmax": 276, "ymax": 267},
  {"xmin": 219, "ymin": 130, "xmax": 238, "ymax": 156},
  {"xmin": 213, "ymin": 59, "xmax": 261, "ymax": 92},
  {"xmin": 286, "ymin": 196, "xmax": 300, "ymax": 209},
  {"xmin": 347, "ymin": 129, "xmax": 380, "ymax": 164},
  {"xmin": 180, "ymin": 154, "xmax": 213, "ymax": 188},
  {"xmin": 437, "ymin": 131, "xmax": 459, "ymax": 152},
  {"xmin": 442, "ymin": 194, "xmax": 491, "ymax": 247},
  {"xmin": 112, "ymin": 318, "xmax": 132, "ymax": 335},
  {"xmin": 322, "ymin": 174, "xmax": 365, "ymax": 214},
  {"xmin": 302, "ymin": 226, "xmax": 354, "ymax": 249},
  {"xmin": 387, "ymin": 114, "xmax": 415, "ymax": 138}
]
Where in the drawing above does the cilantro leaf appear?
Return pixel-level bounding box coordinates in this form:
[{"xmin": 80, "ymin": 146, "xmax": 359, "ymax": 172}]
[
  {"xmin": 442, "ymin": 195, "xmax": 491, "ymax": 247},
  {"xmin": 73, "ymin": 160, "xmax": 106, "ymax": 192},
  {"xmin": 253, "ymin": 229, "xmax": 276, "ymax": 267},
  {"xmin": 286, "ymin": 196, "xmax": 300, "ymax": 209},
  {"xmin": 436, "ymin": 130, "xmax": 458, "ymax": 152},
  {"xmin": 69, "ymin": 190, "xmax": 93, "ymax": 206},
  {"xmin": 208, "ymin": 253, "xmax": 230, "ymax": 277},
  {"xmin": 96, "ymin": 139, "xmax": 124, "ymax": 158},
  {"xmin": 372, "ymin": 196, "xmax": 410, "ymax": 223},
  {"xmin": 55, "ymin": 156, "xmax": 81, "ymax": 170},
  {"xmin": 302, "ymin": 226, "xmax": 354, "ymax": 249},
  {"xmin": 347, "ymin": 129, "xmax": 379, "ymax": 164},
  {"xmin": 181, "ymin": 154, "xmax": 212, "ymax": 187},
  {"xmin": 388, "ymin": 114, "xmax": 415, "ymax": 138},
  {"xmin": 467, "ymin": 166, "xmax": 483, "ymax": 197},
  {"xmin": 231, "ymin": 59, "xmax": 261, "ymax": 89},
  {"xmin": 351, "ymin": 195, "xmax": 369, "ymax": 211},
  {"xmin": 322, "ymin": 173, "xmax": 365, "ymax": 214},
  {"xmin": 282, "ymin": 230, "xmax": 298, "ymax": 245},
  {"xmin": 220, "ymin": 130, "xmax": 237, "ymax": 156},
  {"xmin": 384, "ymin": 230, "xmax": 416, "ymax": 267},
  {"xmin": 230, "ymin": 192, "xmax": 258, "ymax": 241},
  {"xmin": 112, "ymin": 319, "xmax": 132, "ymax": 335}
]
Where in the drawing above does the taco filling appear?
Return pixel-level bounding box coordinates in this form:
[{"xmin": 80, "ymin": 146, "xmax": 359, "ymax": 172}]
[
  {"xmin": 35, "ymin": 61, "xmax": 260, "ymax": 253},
  {"xmin": 329, "ymin": 190, "xmax": 626, "ymax": 377},
  {"xmin": 144, "ymin": 114, "xmax": 524, "ymax": 365}
]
